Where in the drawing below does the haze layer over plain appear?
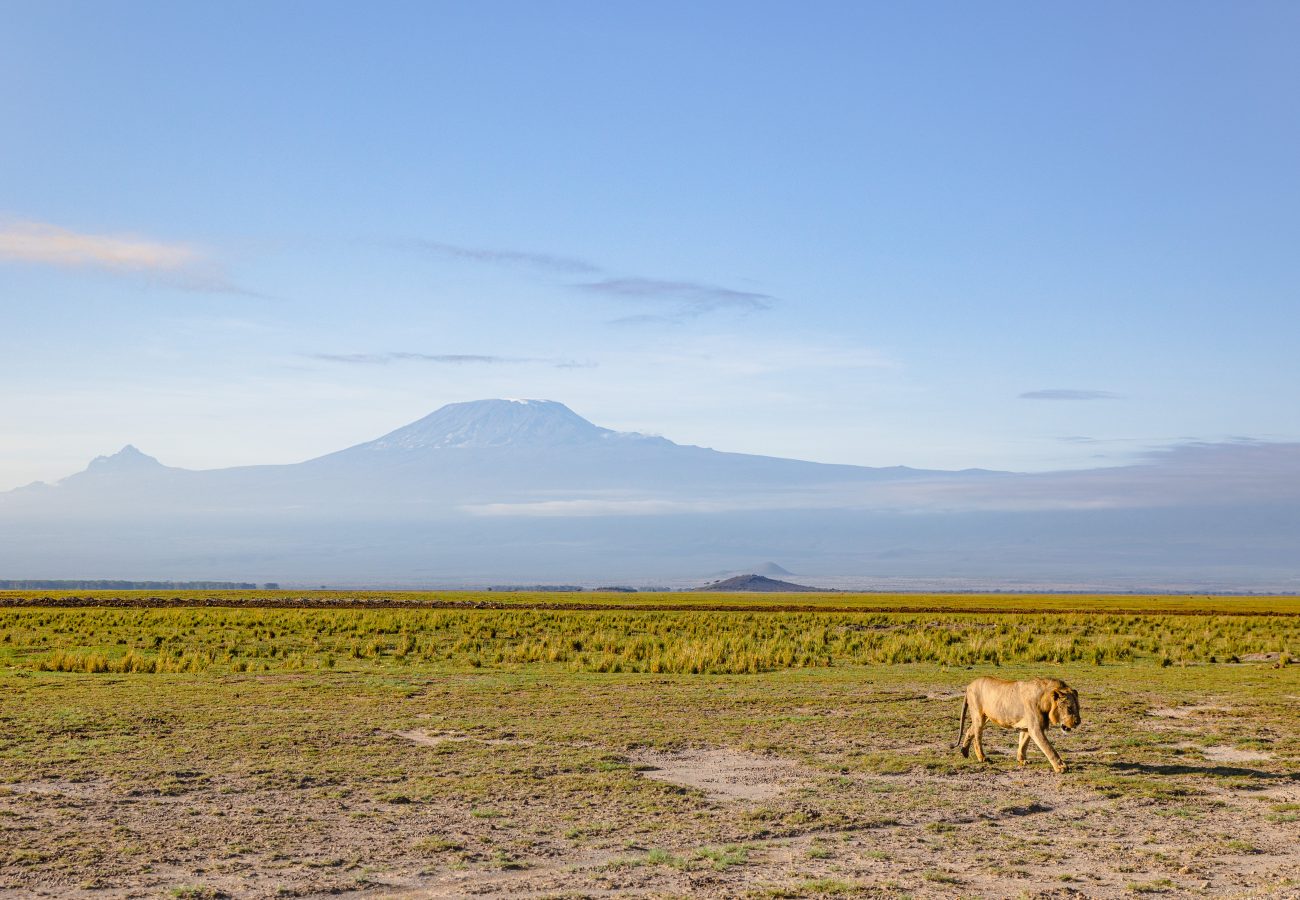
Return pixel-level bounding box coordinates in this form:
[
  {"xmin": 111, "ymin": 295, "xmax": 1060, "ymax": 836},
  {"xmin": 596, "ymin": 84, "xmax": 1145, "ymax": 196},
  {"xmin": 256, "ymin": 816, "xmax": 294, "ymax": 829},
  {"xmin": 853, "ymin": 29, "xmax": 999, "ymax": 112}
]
[{"xmin": 3, "ymin": 400, "xmax": 1297, "ymax": 590}]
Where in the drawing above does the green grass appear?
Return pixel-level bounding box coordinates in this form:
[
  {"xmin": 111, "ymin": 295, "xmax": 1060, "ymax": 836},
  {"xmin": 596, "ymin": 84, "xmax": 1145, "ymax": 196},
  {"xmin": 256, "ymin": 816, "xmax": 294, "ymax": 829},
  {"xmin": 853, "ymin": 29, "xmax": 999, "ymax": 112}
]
[
  {"xmin": 922, "ymin": 869, "xmax": 963, "ymax": 884},
  {"xmin": 694, "ymin": 844, "xmax": 750, "ymax": 870},
  {"xmin": 1, "ymin": 595, "xmax": 1297, "ymax": 897},
  {"xmin": 2, "ymin": 604, "xmax": 1295, "ymax": 676},
  {"xmin": 790, "ymin": 878, "xmax": 868, "ymax": 895},
  {"xmin": 1267, "ymin": 802, "xmax": 1300, "ymax": 823}
]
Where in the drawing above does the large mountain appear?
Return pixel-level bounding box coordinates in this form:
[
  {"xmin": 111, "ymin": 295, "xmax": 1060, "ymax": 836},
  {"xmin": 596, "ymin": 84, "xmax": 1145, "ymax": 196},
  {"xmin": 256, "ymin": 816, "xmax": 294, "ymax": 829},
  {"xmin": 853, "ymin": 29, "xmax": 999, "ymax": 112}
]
[
  {"xmin": 1, "ymin": 399, "xmax": 977, "ymax": 517},
  {"xmin": 3, "ymin": 399, "xmax": 1299, "ymax": 589}
]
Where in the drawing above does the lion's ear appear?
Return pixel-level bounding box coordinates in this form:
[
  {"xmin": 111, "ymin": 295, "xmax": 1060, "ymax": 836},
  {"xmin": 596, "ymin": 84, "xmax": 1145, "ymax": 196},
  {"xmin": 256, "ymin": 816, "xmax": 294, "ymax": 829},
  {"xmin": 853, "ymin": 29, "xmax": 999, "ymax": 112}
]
[{"xmin": 1052, "ymin": 688, "xmax": 1067, "ymax": 699}]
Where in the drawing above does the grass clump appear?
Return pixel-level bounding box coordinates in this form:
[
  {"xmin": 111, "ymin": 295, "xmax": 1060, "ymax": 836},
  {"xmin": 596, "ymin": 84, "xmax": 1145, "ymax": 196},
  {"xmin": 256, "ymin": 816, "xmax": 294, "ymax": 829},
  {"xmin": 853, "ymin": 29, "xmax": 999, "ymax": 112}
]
[
  {"xmin": 169, "ymin": 887, "xmax": 227, "ymax": 900},
  {"xmin": 694, "ymin": 844, "xmax": 749, "ymax": 870},
  {"xmin": 606, "ymin": 847, "xmax": 689, "ymax": 870},
  {"xmin": 795, "ymin": 878, "xmax": 866, "ymax": 895},
  {"xmin": 412, "ymin": 836, "xmax": 463, "ymax": 855}
]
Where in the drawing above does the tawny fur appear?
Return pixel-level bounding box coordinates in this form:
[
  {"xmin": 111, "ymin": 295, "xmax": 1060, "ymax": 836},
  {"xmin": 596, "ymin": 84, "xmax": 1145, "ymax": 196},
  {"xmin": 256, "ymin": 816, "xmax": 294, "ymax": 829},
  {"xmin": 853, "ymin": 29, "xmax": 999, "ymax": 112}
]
[{"xmin": 956, "ymin": 677, "xmax": 1081, "ymax": 773}]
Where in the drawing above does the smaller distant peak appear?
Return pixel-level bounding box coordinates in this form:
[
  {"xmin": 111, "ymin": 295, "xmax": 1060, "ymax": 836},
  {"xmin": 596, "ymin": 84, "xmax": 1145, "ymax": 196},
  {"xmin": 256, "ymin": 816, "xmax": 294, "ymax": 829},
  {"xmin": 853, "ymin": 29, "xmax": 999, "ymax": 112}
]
[
  {"xmin": 84, "ymin": 444, "xmax": 165, "ymax": 473},
  {"xmin": 9, "ymin": 479, "xmax": 52, "ymax": 494},
  {"xmin": 100, "ymin": 444, "xmax": 152, "ymax": 460}
]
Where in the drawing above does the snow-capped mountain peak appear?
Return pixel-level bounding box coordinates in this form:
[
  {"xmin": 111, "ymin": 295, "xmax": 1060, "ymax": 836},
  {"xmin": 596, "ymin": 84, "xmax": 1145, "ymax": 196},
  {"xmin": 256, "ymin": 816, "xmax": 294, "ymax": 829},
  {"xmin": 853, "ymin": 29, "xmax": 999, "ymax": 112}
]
[{"xmin": 351, "ymin": 399, "xmax": 663, "ymax": 451}]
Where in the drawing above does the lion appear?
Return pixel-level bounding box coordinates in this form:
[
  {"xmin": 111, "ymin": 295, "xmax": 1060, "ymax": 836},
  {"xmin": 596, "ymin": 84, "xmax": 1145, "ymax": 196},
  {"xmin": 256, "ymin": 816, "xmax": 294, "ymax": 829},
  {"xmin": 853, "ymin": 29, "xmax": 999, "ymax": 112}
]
[{"xmin": 956, "ymin": 677, "xmax": 1081, "ymax": 773}]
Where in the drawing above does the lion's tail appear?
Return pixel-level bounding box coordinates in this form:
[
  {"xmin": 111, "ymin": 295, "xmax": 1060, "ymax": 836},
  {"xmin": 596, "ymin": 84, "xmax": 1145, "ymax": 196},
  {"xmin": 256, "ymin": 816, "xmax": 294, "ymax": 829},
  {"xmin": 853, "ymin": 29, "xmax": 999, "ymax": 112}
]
[{"xmin": 956, "ymin": 695, "xmax": 969, "ymax": 755}]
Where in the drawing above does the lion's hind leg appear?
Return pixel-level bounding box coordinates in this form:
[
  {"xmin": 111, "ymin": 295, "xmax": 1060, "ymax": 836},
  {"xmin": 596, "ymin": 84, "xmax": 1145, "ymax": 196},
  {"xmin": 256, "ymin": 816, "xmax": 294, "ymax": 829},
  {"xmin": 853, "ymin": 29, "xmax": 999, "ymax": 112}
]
[
  {"xmin": 959, "ymin": 710, "xmax": 983, "ymax": 759},
  {"xmin": 969, "ymin": 712, "xmax": 989, "ymax": 763},
  {"xmin": 957, "ymin": 696, "xmax": 971, "ymax": 757},
  {"xmin": 959, "ymin": 717, "xmax": 974, "ymax": 758}
]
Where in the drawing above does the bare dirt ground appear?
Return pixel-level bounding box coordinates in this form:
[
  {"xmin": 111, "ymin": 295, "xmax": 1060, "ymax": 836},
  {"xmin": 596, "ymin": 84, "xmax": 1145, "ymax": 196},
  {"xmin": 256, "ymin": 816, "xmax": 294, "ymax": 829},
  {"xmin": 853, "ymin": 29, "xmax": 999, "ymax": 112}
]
[
  {"xmin": 3, "ymin": 665, "xmax": 1298, "ymax": 898},
  {"xmin": 627, "ymin": 747, "xmax": 810, "ymax": 802},
  {"xmin": 4, "ymin": 742, "xmax": 1297, "ymax": 899}
]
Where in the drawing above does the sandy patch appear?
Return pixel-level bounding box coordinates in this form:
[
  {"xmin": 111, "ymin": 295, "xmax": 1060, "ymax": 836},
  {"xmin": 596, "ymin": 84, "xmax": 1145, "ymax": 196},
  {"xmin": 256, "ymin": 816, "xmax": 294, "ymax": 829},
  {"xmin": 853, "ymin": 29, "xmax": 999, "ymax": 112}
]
[
  {"xmin": 394, "ymin": 729, "xmax": 456, "ymax": 747},
  {"xmin": 1256, "ymin": 783, "xmax": 1300, "ymax": 803},
  {"xmin": 1148, "ymin": 704, "xmax": 1231, "ymax": 719},
  {"xmin": 925, "ymin": 690, "xmax": 964, "ymax": 701},
  {"xmin": 1201, "ymin": 745, "xmax": 1274, "ymax": 763},
  {"xmin": 393, "ymin": 729, "xmax": 522, "ymax": 747},
  {"xmin": 628, "ymin": 747, "xmax": 808, "ymax": 802},
  {"xmin": 1, "ymin": 779, "xmax": 108, "ymax": 798}
]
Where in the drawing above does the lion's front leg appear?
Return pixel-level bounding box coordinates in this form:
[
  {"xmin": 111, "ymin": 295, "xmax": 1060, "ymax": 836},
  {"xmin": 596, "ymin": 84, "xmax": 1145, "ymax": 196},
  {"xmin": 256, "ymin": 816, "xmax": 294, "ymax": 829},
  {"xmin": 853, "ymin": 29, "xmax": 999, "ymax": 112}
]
[
  {"xmin": 1027, "ymin": 724, "xmax": 1066, "ymax": 773},
  {"xmin": 1016, "ymin": 730, "xmax": 1030, "ymax": 766}
]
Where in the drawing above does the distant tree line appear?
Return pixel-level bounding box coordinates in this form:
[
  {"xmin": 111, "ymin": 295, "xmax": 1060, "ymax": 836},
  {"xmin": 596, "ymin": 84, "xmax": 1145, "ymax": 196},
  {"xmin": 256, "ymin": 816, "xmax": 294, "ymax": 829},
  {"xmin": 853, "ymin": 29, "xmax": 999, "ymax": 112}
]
[{"xmin": 0, "ymin": 580, "xmax": 277, "ymax": 590}]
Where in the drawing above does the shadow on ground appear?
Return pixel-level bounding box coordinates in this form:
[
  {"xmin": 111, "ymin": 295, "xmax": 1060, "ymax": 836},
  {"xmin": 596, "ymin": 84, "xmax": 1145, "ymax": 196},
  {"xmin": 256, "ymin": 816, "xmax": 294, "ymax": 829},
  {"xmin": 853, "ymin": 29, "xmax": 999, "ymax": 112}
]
[{"xmin": 1103, "ymin": 761, "xmax": 1299, "ymax": 780}]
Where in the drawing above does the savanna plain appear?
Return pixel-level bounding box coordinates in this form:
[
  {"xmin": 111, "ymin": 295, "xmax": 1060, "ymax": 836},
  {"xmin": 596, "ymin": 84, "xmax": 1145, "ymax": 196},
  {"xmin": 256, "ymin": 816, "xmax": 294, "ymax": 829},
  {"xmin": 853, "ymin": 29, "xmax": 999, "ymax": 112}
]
[{"xmin": 1, "ymin": 591, "xmax": 1297, "ymax": 899}]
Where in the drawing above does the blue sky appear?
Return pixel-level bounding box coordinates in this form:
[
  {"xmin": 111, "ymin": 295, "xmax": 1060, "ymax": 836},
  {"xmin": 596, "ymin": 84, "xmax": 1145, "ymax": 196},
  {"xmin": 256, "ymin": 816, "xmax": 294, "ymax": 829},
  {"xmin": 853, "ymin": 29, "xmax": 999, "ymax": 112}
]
[{"xmin": 3, "ymin": 1, "xmax": 1298, "ymax": 489}]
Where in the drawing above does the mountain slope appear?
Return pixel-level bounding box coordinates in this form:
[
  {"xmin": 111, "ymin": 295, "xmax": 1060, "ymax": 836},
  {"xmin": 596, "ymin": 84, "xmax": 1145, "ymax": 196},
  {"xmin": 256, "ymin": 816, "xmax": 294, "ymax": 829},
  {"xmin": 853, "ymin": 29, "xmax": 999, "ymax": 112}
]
[
  {"xmin": 0, "ymin": 399, "xmax": 962, "ymax": 519},
  {"xmin": 223, "ymin": 399, "xmax": 962, "ymax": 512}
]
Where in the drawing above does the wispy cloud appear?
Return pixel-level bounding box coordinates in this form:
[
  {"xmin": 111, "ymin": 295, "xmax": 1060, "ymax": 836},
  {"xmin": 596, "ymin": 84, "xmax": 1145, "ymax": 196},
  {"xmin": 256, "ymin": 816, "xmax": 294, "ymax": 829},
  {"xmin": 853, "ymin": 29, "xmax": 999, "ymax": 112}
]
[
  {"xmin": 578, "ymin": 277, "xmax": 773, "ymax": 314},
  {"xmin": 0, "ymin": 219, "xmax": 200, "ymax": 271},
  {"xmin": 309, "ymin": 351, "xmax": 593, "ymax": 369},
  {"xmin": 578, "ymin": 277, "xmax": 775, "ymax": 325},
  {"xmin": 1019, "ymin": 389, "xmax": 1121, "ymax": 401},
  {"xmin": 0, "ymin": 218, "xmax": 251, "ymax": 294},
  {"xmin": 606, "ymin": 313, "xmax": 682, "ymax": 327},
  {"xmin": 313, "ymin": 352, "xmax": 512, "ymax": 365},
  {"xmin": 403, "ymin": 238, "xmax": 776, "ymax": 322},
  {"xmin": 407, "ymin": 240, "xmax": 600, "ymax": 274}
]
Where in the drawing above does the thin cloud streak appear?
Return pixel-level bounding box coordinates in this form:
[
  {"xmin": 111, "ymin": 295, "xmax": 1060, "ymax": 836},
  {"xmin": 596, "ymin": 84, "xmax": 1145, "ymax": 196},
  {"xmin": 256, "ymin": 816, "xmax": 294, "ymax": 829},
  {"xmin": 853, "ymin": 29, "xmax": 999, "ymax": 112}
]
[
  {"xmin": 0, "ymin": 218, "xmax": 257, "ymax": 295},
  {"xmin": 407, "ymin": 240, "xmax": 600, "ymax": 274},
  {"xmin": 1020, "ymin": 389, "xmax": 1121, "ymax": 401},
  {"xmin": 309, "ymin": 352, "xmax": 593, "ymax": 369},
  {"xmin": 0, "ymin": 219, "xmax": 200, "ymax": 271},
  {"xmin": 403, "ymin": 238, "xmax": 777, "ymax": 322},
  {"xmin": 577, "ymin": 277, "xmax": 774, "ymax": 313},
  {"xmin": 606, "ymin": 313, "xmax": 682, "ymax": 327}
]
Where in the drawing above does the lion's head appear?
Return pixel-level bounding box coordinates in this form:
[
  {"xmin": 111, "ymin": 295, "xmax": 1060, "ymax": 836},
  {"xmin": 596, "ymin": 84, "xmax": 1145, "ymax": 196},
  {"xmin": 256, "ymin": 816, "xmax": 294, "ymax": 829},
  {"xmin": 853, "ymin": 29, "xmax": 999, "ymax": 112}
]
[{"xmin": 1048, "ymin": 686, "xmax": 1082, "ymax": 733}]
